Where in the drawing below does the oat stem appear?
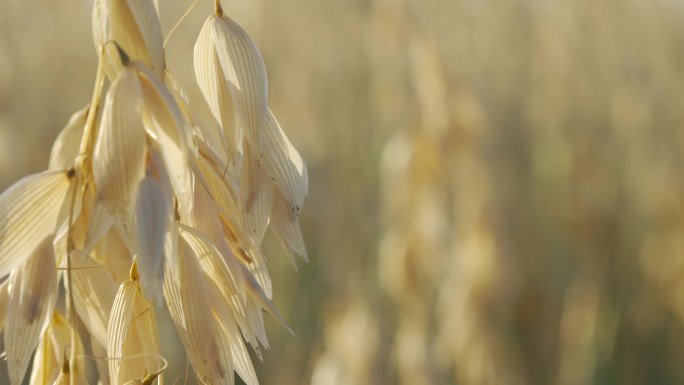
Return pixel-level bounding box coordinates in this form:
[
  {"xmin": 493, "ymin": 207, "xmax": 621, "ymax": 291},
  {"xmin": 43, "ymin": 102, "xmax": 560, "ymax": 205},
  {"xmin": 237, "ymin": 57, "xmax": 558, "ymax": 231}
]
[
  {"xmin": 66, "ymin": 50, "xmax": 107, "ymax": 385},
  {"xmin": 65, "ymin": 169, "xmax": 80, "ymax": 385},
  {"xmin": 77, "ymin": 51, "xmax": 107, "ymax": 172}
]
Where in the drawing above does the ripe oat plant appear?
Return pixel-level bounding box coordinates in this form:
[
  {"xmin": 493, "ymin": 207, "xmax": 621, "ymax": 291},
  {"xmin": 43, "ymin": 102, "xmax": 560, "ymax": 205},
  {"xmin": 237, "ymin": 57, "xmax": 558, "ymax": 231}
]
[{"xmin": 0, "ymin": 0, "xmax": 308, "ymax": 384}]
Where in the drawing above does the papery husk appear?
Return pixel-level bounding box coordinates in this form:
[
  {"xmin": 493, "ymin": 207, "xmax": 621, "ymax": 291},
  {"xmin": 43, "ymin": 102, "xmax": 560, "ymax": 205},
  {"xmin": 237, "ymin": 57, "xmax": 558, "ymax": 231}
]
[{"xmin": 5, "ymin": 237, "xmax": 60, "ymax": 385}]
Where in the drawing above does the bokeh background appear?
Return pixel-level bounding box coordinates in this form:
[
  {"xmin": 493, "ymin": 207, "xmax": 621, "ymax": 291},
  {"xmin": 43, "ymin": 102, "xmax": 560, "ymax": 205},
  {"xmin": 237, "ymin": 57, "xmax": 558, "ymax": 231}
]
[{"xmin": 2, "ymin": 0, "xmax": 684, "ymax": 384}]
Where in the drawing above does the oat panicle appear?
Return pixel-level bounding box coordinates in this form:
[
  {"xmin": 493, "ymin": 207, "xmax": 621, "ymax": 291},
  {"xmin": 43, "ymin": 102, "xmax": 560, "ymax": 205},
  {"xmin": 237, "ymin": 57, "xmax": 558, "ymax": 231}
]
[{"xmin": 0, "ymin": 1, "xmax": 308, "ymax": 384}]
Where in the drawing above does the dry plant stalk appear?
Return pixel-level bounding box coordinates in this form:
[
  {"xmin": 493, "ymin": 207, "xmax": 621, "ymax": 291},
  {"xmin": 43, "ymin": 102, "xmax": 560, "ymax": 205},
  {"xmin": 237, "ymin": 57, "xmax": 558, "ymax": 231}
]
[{"xmin": 0, "ymin": 0, "xmax": 308, "ymax": 384}]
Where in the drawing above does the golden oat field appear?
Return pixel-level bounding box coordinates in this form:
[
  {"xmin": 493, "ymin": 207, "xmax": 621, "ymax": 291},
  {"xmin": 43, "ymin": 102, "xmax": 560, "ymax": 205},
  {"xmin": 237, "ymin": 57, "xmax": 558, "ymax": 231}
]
[{"xmin": 1, "ymin": 0, "xmax": 684, "ymax": 384}]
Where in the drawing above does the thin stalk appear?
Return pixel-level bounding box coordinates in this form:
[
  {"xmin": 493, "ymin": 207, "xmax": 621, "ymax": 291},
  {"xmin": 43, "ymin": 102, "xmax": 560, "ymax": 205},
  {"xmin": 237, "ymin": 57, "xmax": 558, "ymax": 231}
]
[
  {"xmin": 215, "ymin": 0, "xmax": 223, "ymax": 16},
  {"xmin": 65, "ymin": 170, "xmax": 80, "ymax": 385},
  {"xmin": 67, "ymin": 50, "xmax": 107, "ymax": 385},
  {"xmin": 164, "ymin": 0, "xmax": 199, "ymax": 48},
  {"xmin": 78, "ymin": 49, "xmax": 107, "ymax": 173}
]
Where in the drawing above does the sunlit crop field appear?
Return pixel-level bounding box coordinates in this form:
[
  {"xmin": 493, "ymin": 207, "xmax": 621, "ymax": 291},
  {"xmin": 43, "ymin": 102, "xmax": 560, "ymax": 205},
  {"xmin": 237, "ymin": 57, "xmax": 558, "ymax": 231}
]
[{"xmin": 2, "ymin": 0, "xmax": 684, "ymax": 384}]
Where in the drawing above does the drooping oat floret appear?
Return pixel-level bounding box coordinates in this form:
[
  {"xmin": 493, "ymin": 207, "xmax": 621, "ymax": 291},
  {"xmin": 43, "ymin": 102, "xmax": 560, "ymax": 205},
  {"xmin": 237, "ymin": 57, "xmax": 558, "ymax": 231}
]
[
  {"xmin": 0, "ymin": 0, "xmax": 308, "ymax": 384},
  {"xmin": 194, "ymin": 6, "xmax": 308, "ymax": 264}
]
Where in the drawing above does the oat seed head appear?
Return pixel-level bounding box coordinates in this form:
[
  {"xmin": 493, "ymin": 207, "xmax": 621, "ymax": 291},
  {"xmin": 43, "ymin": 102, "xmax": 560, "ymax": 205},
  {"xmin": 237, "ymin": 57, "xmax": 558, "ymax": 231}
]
[{"xmin": 0, "ymin": 0, "xmax": 309, "ymax": 384}]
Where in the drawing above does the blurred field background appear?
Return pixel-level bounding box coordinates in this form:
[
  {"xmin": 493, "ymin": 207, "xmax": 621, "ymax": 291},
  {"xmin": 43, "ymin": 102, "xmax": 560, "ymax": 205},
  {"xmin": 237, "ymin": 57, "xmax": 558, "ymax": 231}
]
[{"xmin": 2, "ymin": 0, "xmax": 684, "ymax": 384}]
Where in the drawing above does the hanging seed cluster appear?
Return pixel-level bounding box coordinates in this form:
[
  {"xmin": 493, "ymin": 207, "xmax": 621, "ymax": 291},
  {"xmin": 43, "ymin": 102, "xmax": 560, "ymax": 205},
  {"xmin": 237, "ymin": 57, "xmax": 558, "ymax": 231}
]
[{"xmin": 0, "ymin": 0, "xmax": 308, "ymax": 384}]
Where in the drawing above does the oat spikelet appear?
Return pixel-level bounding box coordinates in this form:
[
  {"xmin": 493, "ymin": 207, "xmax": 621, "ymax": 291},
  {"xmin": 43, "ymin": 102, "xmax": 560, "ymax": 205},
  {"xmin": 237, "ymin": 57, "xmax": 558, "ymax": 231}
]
[
  {"xmin": 0, "ymin": 171, "xmax": 70, "ymax": 277},
  {"xmin": 93, "ymin": 66, "xmax": 147, "ymax": 235},
  {"xmin": 5, "ymin": 238, "xmax": 59, "ymax": 385},
  {"xmin": 134, "ymin": 175, "xmax": 171, "ymax": 302},
  {"xmin": 107, "ymin": 262, "xmax": 162, "ymax": 385},
  {"xmin": 29, "ymin": 312, "xmax": 86, "ymax": 385},
  {"xmin": 49, "ymin": 106, "xmax": 88, "ymax": 172},
  {"xmin": 93, "ymin": 0, "xmax": 165, "ymax": 78},
  {"xmin": 164, "ymin": 237, "xmax": 234, "ymax": 385}
]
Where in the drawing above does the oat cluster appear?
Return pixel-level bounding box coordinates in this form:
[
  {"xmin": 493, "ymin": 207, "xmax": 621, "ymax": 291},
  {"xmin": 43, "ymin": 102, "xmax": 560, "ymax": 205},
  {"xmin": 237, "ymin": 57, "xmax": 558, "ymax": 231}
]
[{"xmin": 0, "ymin": 0, "xmax": 308, "ymax": 384}]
